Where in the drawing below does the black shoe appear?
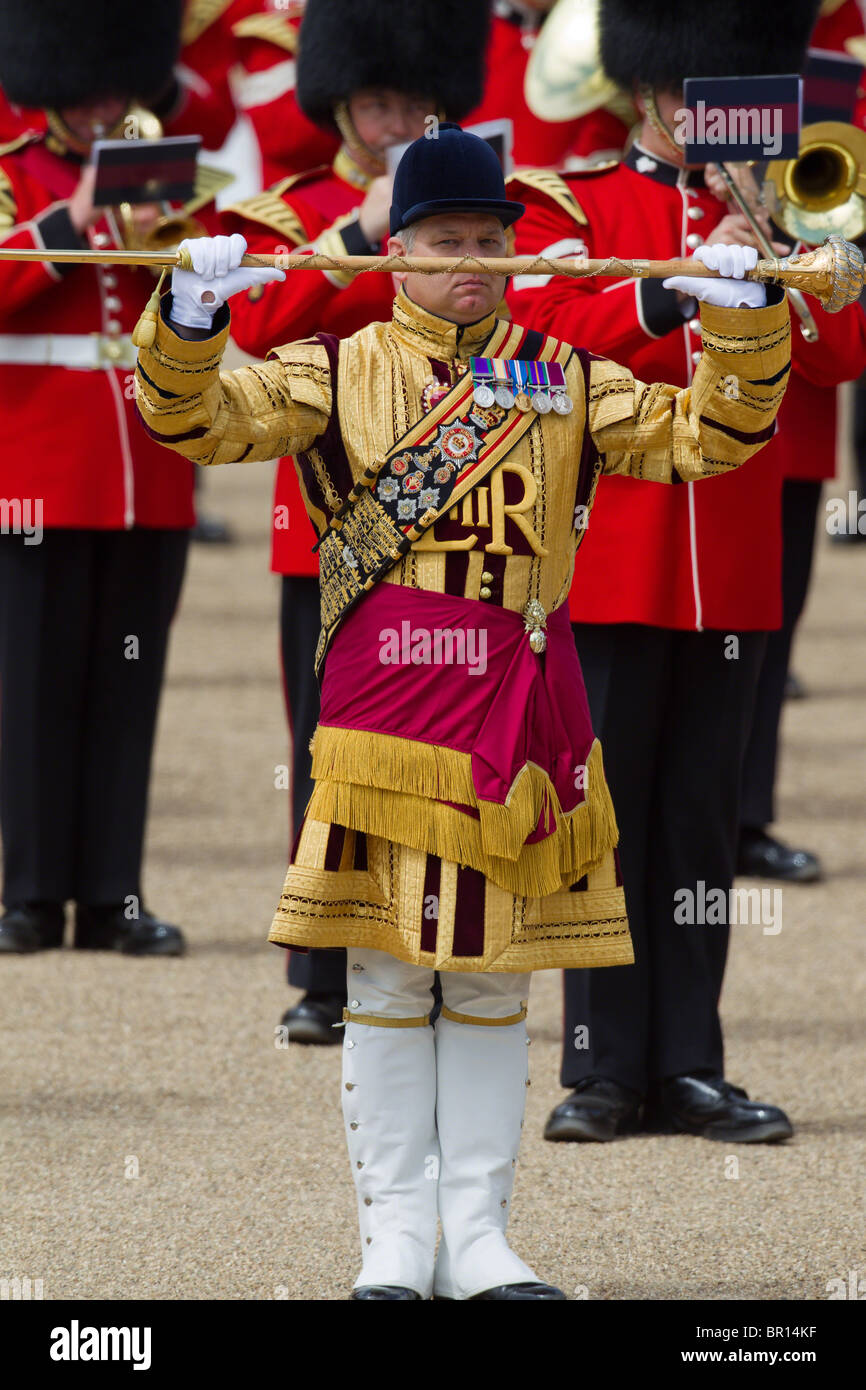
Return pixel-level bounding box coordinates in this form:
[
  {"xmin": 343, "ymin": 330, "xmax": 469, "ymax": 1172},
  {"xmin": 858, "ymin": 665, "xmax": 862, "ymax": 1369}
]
[
  {"xmin": 471, "ymin": 1283, "xmax": 567, "ymax": 1300},
  {"xmin": 784, "ymin": 671, "xmax": 807, "ymax": 700},
  {"xmin": 351, "ymin": 1285, "xmax": 423, "ymax": 1300},
  {"xmin": 738, "ymin": 828, "xmax": 822, "ymax": 883},
  {"xmin": 0, "ymin": 902, "xmax": 65, "ymax": 953},
  {"xmin": 73, "ymin": 904, "xmax": 186, "ymax": 956},
  {"xmin": 544, "ymin": 1077, "xmax": 642, "ymax": 1142},
  {"xmin": 280, "ymin": 993, "xmax": 344, "ymax": 1044},
  {"xmin": 192, "ymin": 515, "xmax": 235, "ymax": 544},
  {"xmin": 645, "ymin": 1074, "xmax": 793, "ymax": 1144}
]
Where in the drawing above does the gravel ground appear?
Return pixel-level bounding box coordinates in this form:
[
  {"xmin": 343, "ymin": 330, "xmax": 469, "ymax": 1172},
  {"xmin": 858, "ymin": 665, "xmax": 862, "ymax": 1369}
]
[{"xmin": 1, "ymin": 455, "xmax": 864, "ymax": 1303}]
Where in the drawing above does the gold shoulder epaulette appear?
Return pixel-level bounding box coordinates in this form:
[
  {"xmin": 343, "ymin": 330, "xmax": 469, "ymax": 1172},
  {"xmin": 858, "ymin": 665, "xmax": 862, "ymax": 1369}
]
[
  {"xmin": 506, "ymin": 168, "xmax": 589, "ymax": 226},
  {"xmin": 231, "ymin": 12, "xmax": 298, "ymax": 52},
  {"xmin": 0, "ymin": 166, "xmax": 16, "ymax": 230},
  {"xmin": 0, "ymin": 130, "xmax": 40, "ymax": 160},
  {"xmin": 181, "ymin": 0, "xmax": 234, "ymax": 46},
  {"xmin": 568, "ymin": 159, "xmax": 620, "ymax": 175},
  {"xmin": 224, "ymin": 180, "xmax": 316, "ymax": 246}
]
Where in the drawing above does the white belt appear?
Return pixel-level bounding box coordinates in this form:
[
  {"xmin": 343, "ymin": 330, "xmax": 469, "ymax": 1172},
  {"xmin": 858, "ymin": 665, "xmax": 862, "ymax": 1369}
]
[{"xmin": 0, "ymin": 333, "xmax": 138, "ymax": 370}]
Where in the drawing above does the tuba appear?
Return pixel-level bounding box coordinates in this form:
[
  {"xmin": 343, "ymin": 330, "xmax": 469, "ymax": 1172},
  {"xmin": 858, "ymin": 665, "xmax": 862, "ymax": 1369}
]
[
  {"xmin": 764, "ymin": 121, "xmax": 866, "ymax": 246},
  {"xmin": 524, "ymin": 0, "xmax": 634, "ymax": 127}
]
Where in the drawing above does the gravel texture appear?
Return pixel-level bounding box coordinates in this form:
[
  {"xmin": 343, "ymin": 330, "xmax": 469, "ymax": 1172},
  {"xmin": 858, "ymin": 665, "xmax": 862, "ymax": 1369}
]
[{"xmin": 1, "ymin": 456, "xmax": 864, "ymax": 1302}]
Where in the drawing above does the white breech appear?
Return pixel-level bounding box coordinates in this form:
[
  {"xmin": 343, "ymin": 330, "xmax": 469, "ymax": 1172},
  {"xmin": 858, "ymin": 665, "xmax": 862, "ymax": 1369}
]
[{"xmin": 341, "ymin": 947, "xmax": 538, "ymax": 1300}]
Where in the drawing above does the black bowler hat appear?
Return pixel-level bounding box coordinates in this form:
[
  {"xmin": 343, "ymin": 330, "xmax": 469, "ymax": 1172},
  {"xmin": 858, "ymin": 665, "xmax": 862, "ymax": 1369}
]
[{"xmin": 389, "ymin": 124, "xmax": 525, "ymax": 236}]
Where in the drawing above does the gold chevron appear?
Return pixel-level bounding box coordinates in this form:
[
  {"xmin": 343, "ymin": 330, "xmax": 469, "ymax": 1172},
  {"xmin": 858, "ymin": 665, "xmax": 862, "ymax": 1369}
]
[
  {"xmin": 223, "ymin": 176, "xmax": 317, "ymax": 245},
  {"xmin": 187, "ymin": 162, "xmax": 236, "ymax": 214},
  {"xmin": 181, "ymin": 0, "xmax": 234, "ymax": 46},
  {"xmin": 506, "ymin": 167, "xmax": 592, "ymax": 227},
  {"xmin": 231, "ymin": 12, "xmax": 298, "ymax": 52}
]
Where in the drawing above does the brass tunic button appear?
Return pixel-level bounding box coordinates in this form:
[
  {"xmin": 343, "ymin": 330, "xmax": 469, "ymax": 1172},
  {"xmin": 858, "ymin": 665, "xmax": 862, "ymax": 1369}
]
[
  {"xmin": 691, "ymin": 350, "xmax": 702, "ymax": 365},
  {"xmin": 481, "ymin": 570, "xmax": 494, "ymax": 584},
  {"xmin": 479, "ymin": 586, "xmax": 492, "ymax": 600},
  {"xmin": 687, "ymin": 206, "xmax": 705, "ymax": 220},
  {"xmin": 688, "ymin": 317, "xmax": 701, "ymax": 334},
  {"xmin": 685, "ymin": 232, "xmax": 703, "ymax": 250}
]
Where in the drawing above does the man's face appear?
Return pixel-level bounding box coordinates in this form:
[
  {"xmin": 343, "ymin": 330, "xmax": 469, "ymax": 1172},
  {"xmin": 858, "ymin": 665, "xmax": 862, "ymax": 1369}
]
[
  {"xmin": 388, "ymin": 212, "xmax": 508, "ymax": 324},
  {"xmin": 348, "ymin": 88, "xmax": 434, "ymax": 154}
]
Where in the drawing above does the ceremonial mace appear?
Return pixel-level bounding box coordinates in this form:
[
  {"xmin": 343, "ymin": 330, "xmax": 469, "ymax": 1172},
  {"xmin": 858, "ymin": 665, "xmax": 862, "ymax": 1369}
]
[{"xmin": 0, "ymin": 234, "xmax": 861, "ymax": 347}]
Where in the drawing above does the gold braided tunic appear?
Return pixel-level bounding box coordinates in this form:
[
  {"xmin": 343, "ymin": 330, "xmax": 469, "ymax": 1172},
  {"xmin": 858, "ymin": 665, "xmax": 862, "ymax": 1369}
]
[{"xmin": 136, "ymin": 286, "xmax": 790, "ymax": 971}]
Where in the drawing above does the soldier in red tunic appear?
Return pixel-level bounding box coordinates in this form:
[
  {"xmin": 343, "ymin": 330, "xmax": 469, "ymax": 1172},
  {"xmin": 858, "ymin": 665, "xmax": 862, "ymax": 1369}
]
[
  {"xmin": 509, "ymin": 0, "xmax": 839, "ymax": 1144},
  {"xmin": 221, "ymin": 0, "xmax": 490, "ymax": 1040},
  {"xmin": 229, "ymin": 0, "xmax": 339, "ymax": 184},
  {"xmin": 0, "ymin": 0, "xmax": 211, "ymax": 955}
]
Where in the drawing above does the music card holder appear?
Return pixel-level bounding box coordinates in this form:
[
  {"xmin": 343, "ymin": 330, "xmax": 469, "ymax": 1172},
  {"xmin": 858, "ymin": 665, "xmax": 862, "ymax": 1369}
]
[
  {"xmin": 91, "ymin": 134, "xmax": 202, "ymax": 207},
  {"xmin": 677, "ymin": 74, "xmax": 802, "ymax": 165}
]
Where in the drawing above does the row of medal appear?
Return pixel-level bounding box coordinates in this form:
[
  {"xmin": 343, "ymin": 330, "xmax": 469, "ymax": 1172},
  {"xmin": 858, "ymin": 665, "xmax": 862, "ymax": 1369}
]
[{"xmin": 470, "ymin": 356, "xmax": 573, "ymax": 415}]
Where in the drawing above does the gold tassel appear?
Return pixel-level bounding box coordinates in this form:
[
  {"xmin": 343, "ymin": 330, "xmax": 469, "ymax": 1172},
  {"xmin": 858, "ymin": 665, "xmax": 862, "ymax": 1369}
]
[
  {"xmin": 306, "ymin": 740, "xmax": 620, "ymax": 899},
  {"xmin": 132, "ymin": 268, "xmax": 168, "ymax": 349}
]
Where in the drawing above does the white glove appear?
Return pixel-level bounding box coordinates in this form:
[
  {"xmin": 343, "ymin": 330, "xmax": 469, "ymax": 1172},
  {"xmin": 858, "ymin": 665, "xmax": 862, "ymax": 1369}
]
[
  {"xmin": 664, "ymin": 242, "xmax": 766, "ymax": 309},
  {"xmin": 170, "ymin": 234, "xmax": 286, "ymax": 329}
]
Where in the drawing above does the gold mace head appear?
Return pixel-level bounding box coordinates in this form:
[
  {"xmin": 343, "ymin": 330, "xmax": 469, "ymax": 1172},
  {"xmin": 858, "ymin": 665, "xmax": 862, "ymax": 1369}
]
[{"xmin": 757, "ymin": 234, "xmax": 865, "ymax": 312}]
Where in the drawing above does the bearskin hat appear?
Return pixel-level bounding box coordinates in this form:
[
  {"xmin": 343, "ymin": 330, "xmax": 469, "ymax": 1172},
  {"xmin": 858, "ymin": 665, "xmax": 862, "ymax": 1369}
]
[
  {"xmin": 599, "ymin": 0, "xmax": 821, "ymax": 91},
  {"xmin": 296, "ymin": 0, "xmax": 490, "ymax": 129},
  {"xmin": 0, "ymin": 0, "xmax": 182, "ymax": 110}
]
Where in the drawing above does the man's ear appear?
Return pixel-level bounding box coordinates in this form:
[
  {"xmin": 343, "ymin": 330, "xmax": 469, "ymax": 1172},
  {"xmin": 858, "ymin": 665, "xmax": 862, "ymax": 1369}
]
[{"xmin": 387, "ymin": 235, "xmax": 408, "ymax": 285}]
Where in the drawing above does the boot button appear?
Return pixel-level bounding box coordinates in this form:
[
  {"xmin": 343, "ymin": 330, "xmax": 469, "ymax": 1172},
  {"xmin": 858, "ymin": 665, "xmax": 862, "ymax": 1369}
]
[
  {"xmin": 356, "ymin": 1160, "xmax": 364, "ymax": 1169},
  {"xmin": 350, "ymin": 1122, "xmax": 359, "ymax": 1130},
  {"xmin": 346, "ymin": 1039, "xmax": 355, "ymax": 1049},
  {"xmin": 500, "ymin": 1199, "xmax": 507, "ymax": 1207},
  {"xmin": 364, "ymin": 1197, "xmax": 372, "ymax": 1206},
  {"xmin": 345, "ymin": 1082, "xmax": 355, "ymax": 1091},
  {"xmin": 366, "ymin": 1237, "xmax": 372, "ymax": 1244},
  {"xmin": 352, "ymin": 962, "xmax": 364, "ymax": 972},
  {"xmin": 350, "ymin": 1000, "xmax": 360, "ymax": 1009},
  {"xmin": 479, "ymin": 586, "xmax": 492, "ymax": 600},
  {"xmin": 481, "ymin": 570, "xmax": 494, "ymax": 583}
]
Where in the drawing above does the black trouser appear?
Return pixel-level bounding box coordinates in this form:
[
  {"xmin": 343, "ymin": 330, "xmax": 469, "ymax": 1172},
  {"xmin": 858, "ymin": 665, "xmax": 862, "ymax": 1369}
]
[
  {"xmin": 0, "ymin": 527, "xmax": 189, "ymax": 907},
  {"xmin": 560, "ymin": 623, "xmax": 766, "ymax": 1095},
  {"xmin": 280, "ymin": 574, "xmax": 346, "ymax": 994},
  {"xmin": 740, "ymin": 479, "xmax": 822, "ymax": 830}
]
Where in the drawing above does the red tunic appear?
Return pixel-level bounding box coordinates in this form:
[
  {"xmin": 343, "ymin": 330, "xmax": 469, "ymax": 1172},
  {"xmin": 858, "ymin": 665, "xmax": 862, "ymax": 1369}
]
[
  {"xmin": 0, "ymin": 134, "xmax": 200, "ymax": 528},
  {"xmin": 222, "ymin": 157, "xmax": 395, "ymax": 573},
  {"xmin": 230, "ymin": 0, "xmax": 339, "ymax": 185},
  {"xmin": 508, "ymin": 148, "xmax": 786, "ymax": 630}
]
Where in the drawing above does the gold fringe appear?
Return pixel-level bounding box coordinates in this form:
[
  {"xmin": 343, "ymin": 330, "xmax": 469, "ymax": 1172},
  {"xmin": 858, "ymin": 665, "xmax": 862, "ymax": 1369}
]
[{"xmin": 306, "ymin": 738, "xmax": 619, "ymax": 899}]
